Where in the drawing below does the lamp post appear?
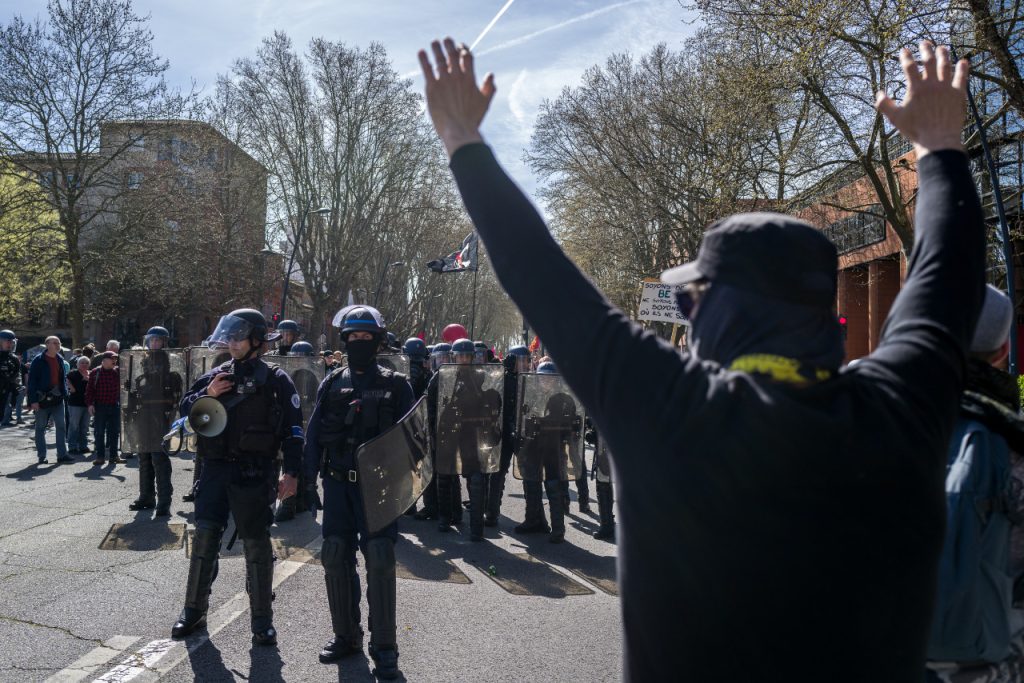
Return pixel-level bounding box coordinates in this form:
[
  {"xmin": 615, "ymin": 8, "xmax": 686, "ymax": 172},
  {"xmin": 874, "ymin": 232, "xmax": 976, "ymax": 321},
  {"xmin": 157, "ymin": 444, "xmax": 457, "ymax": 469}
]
[
  {"xmin": 280, "ymin": 201, "xmax": 331, "ymax": 321},
  {"xmin": 373, "ymin": 261, "xmax": 406, "ymax": 307}
]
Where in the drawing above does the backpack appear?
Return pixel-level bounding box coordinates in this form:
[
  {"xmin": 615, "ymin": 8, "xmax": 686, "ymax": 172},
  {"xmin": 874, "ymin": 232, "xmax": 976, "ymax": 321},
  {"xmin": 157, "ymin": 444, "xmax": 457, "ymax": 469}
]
[{"xmin": 928, "ymin": 417, "xmax": 1016, "ymax": 663}]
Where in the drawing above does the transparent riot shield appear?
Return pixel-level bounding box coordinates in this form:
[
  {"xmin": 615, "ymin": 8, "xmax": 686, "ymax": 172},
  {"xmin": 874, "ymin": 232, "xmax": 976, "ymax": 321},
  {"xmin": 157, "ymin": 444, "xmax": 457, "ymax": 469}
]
[
  {"xmin": 434, "ymin": 364, "xmax": 504, "ymax": 475},
  {"xmin": 186, "ymin": 346, "xmax": 233, "ymax": 388},
  {"xmin": 357, "ymin": 397, "xmax": 433, "ymax": 534},
  {"xmin": 269, "ymin": 355, "xmax": 325, "ymax": 426},
  {"xmin": 376, "ymin": 353, "xmax": 411, "ymax": 376},
  {"xmin": 120, "ymin": 349, "xmax": 187, "ymax": 454},
  {"xmin": 513, "ymin": 373, "xmax": 584, "ymax": 481}
]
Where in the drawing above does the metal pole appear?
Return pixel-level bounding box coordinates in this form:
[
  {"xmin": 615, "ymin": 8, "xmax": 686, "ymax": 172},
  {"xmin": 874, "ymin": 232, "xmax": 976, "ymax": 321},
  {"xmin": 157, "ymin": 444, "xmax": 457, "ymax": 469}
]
[
  {"xmin": 373, "ymin": 257, "xmax": 392, "ymax": 307},
  {"xmin": 469, "ymin": 266, "xmax": 479, "ymax": 339},
  {"xmin": 954, "ymin": 48, "xmax": 1018, "ymax": 374},
  {"xmin": 280, "ymin": 199, "xmax": 313, "ymax": 322}
]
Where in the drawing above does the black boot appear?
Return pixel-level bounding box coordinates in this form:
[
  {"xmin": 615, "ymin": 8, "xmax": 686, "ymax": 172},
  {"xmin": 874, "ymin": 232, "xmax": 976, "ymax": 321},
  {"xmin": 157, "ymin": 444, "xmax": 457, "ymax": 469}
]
[
  {"xmin": 414, "ymin": 477, "xmax": 438, "ymax": 520},
  {"xmin": 576, "ymin": 472, "xmax": 591, "ymax": 514},
  {"xmin": 366, "ymin": 538, "xmax": 399, "ymax": 680},
  {"xmin": 320, "ymin": 536, "xmax": 363, "ymax": 663},
  {"xmin": 436, "ymin": 475, "xmax": 454, "ymax": 532},
  {"xmin": 451, "ymin": 478, "xmax": 464, "ymax": 524},
  {"xmin": 243, "ymin": 535, "xmax": 277, "ymax": 646},
  {"xmin": 172, "ymin": 526, "xmax": 222, "ymax": 638},
  {"xmin": 130, "ymin": 453, "xmax": 155, "ymax": 510},
  {"xmin": 153, "ymin": 452, "xmax": 173, "ymax": 516},
  {"xmin": 468, "ymin": 474, "xmax": 486, "ymax": 541},
  {"xmin": 593, "ymin": 481, "xmax": 616, "ymax": 541},
  {"xmin": 485, "ymin": 470, "xmax": 506, "ymax": 526},
  {"xmin": 514, "ymin": 481, "xmax": 550, "ymax": 534},
  {"xmin": 545, "ymin": 479, "xmax": 566, "ymax": 543}
]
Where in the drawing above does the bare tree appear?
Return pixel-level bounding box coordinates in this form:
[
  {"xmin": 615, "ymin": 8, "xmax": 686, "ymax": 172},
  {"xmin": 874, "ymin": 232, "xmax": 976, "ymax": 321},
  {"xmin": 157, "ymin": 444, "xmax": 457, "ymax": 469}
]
[{"xmin": 0, "ymin": 0, "xmax": 194, "ymax": 345}]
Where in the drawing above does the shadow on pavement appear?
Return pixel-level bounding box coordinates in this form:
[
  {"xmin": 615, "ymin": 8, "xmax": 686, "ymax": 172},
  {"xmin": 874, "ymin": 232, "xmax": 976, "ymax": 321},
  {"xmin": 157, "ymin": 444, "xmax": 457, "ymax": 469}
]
[
  {"xmin": 186, "ymin": 637, "xmax": 235, "ymax": 682},
  {"xmin": 73, "ymin": 461, "xmax": 126, "ymax": 482},
  {"xmin": 4, "ymin": 462, "xmax": 60, "ymax": 481},
  {"xmin": 519, "ymin": 535, "xmax": 619, "ymax": 596},
  {"xmin": 248, "ymin": 643, "xmax": 285, "ymax": 683}
]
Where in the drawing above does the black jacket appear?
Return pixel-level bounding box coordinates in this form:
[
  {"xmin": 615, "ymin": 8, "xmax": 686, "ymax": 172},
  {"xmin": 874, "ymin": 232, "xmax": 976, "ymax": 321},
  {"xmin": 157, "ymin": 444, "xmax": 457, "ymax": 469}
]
[{"xmin": 449, "ymin": 144, "xmax": 985, "ymax": 683}]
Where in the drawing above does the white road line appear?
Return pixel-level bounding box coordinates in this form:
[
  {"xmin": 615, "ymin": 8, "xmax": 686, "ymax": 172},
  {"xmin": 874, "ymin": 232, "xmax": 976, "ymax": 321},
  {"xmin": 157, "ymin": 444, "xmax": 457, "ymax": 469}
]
[
  {"xmin": 43, "ymin": 635, "xmax": 140, "ymax": 683},
  {"xmin": 89, "ymin": 535, "xmax": 323, "ymax": 682},
  {"xmin": 92, "ymin": 639, "xmax": 175, "ymax": 683}
]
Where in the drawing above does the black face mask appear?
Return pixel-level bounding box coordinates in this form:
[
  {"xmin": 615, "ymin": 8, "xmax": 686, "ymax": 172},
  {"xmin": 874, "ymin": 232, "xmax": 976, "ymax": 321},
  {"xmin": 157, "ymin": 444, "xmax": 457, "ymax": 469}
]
[{"xmin": 346, "ymin": 339, "xmax": 378, "ymax": 370}]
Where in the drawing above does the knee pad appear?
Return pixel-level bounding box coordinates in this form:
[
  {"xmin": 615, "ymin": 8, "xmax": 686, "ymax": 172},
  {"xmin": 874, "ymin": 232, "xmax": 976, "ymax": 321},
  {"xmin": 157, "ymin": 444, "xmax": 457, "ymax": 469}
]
[
  {"xmin": 365, "ymin": 537, "xmax": 395, "ymax": 575},
  {"xmin": 321, "ymin": 536, "xmax": 355, "ymax": 572}
]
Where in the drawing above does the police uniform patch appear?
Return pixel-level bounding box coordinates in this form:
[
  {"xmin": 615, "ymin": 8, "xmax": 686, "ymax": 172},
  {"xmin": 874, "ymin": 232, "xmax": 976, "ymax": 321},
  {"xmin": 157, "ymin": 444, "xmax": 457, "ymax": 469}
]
[{"xmin": 291, "ymin": 393, "xmax": 301, "ymax": 409}]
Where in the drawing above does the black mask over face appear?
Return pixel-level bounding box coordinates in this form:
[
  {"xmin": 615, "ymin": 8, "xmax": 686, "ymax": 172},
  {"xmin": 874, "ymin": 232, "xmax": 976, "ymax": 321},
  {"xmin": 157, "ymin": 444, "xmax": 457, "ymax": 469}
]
[
  {"xmin": 689, "ymin": 282, "xmax": 844, "ymax": 371},
  {"xmin": 345, "ymin": 338, "xmax": 378, "ymax": 370}
]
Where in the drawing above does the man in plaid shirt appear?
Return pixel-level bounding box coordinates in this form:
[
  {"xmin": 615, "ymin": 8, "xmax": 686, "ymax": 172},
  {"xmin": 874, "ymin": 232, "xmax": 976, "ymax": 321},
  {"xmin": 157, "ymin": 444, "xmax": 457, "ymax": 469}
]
[{"xmin": 86, "ymin": 351, "xmax": 122, "ymax": 466}]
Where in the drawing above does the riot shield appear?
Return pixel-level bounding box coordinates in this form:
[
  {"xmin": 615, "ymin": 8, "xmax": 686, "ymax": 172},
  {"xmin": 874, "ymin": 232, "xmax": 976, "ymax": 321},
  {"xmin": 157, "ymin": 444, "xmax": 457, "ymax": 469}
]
[
  {"xmin": 120, "ymin": 349, "xmax": 187, "ymax": 454},
  {"xmin": 356, "ymin": 397, "xmax": 433, "ymax": 534},
  {"xmin": 186, "ymin": 347, "xmax": 232, "ymax": 388},
  {"xmin": 513, "ymin": 373, "xmax": 584, "ymax": 481},
  {"xmin": 268, "ymin": 355, "xmax": 325, "ymax": 426},
  {"xmin": 434, "ymin": 364, "xmax": 503, "ymax": 475},
  {"xmin": 376, "ymin": 353, "xmax": 411, "ymax": 376}
]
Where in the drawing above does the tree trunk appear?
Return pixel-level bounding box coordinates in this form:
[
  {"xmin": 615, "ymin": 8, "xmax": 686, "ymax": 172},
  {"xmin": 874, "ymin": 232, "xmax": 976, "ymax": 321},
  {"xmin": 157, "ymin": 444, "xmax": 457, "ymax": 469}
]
[{"xmin": 967, "ymin": 0, "xmax": 1024, "ymax": 121}]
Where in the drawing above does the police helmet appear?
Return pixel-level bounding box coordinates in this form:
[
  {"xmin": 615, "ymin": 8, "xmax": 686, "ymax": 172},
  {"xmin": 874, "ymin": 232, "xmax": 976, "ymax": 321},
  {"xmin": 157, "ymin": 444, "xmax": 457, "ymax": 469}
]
[
  {"xmin": 507, "ymin": 345, "xmax": 529, "ymax": 358},
  {"xmin": 333, "ymin": 305, "xmax": 386, "ymax": 343},
  {"xmin": 289, "ymin": 341, "xmax": 315, "ymax": 356},
  {"xmin": 0, "ymin": 329, "xmax": 17, "ymax": 353},
  {"xmin": 386, "ymin": 332, "xmax": 400, "ymax": 349},
  {"xmin": 404, "ymin": 338, "xmax": 428, "ymax": 359},
  {"xmin": 442, "ymin": 323, "xmax": 468, "ymax": 343},
  {"xmin": 451, "ymin": 338, "xmax": 475, "ymax": 355},
  {"xmin": 277, "ymin": 319, "xmax": 300, "ymax": 333},
  {"xmin": 536, "ymin": 361, "xmax": 558, "ymax": 374},
  {"xmin": 208, "ymin": 308, "xmax": 280, "ymax": 348},
  {"xmin": 432, "ymin": 342, "xmax": 452, "ymax": 355},
  {"xmin": 144, "ymin": 326, "xmax": 170, "ymax": 350}
]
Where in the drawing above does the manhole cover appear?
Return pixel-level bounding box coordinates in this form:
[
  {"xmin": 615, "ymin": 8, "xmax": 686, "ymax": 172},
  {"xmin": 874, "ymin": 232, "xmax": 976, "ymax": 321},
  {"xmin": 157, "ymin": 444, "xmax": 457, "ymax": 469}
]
[{"xmin": 99, "ymin": 523, "xmax": 186, "ymax": 551}]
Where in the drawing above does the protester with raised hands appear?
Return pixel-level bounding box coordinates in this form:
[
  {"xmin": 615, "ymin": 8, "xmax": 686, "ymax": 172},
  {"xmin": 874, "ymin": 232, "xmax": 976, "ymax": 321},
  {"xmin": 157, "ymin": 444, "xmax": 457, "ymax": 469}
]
[{"xmin": 419, "ymin": 37, "xmax": 982, "ymax": 682}]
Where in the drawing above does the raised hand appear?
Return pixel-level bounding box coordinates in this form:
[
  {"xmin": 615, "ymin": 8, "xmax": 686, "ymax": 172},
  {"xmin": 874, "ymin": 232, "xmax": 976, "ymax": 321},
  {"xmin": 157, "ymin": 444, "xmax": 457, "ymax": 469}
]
[
  {"xmin": 418, "ymin": 37, "xmax": 497, "ymax": 158},
  {"xmin": 875, "ymin": 41, "xmax": 969, "ymax": 158}
]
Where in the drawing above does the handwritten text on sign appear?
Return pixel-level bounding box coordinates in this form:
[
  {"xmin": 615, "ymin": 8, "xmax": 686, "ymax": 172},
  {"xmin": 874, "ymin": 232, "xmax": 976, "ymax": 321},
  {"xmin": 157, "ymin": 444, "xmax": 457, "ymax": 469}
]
[{"xmin": 637, "ymin": 280, "xmax": 690, "ymax": 325}]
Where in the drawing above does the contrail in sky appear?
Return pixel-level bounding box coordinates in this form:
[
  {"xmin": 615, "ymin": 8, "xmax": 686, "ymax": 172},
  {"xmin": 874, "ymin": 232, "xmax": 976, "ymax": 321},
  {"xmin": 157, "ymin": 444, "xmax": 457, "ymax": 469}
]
[
  {"xmin": 470, "ymin": 0, "xmax": 517, "ymax": 50},
  {"xmin": 476, "ymin": 0, "xmax": 644, "ymax": 57}
]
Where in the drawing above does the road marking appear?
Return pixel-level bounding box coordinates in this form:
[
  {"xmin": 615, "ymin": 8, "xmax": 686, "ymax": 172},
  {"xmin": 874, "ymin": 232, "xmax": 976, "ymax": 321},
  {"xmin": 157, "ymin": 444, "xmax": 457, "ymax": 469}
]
[
  {"xmin": 43, "ymin": 636, "xmax": 140, "ymax": 683},
  {"xmin": 92, "ymin": 639, "xmax": 175, "ymax": 682},
  {"xmin": 89, "ymin": 536, "xmax": 323, "ymax": 682}
]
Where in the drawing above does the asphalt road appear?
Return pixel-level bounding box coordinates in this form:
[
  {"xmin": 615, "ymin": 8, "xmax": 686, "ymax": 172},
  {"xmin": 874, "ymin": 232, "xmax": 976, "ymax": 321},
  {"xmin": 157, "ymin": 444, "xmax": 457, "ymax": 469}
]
[{"xmin": 0, "ymin": 419, "xmax": 621, "ymax": 682}]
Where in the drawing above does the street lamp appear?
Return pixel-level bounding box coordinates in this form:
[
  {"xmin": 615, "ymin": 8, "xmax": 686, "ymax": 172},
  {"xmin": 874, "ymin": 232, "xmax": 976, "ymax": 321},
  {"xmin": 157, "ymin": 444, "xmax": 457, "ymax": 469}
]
[
  {"xmin": 280, "ymin": 202, "xmax": 331, "ymax": 321},
  {"xmin": 373, "ymin": 261, "xmax": 406, "ymax": 307}
]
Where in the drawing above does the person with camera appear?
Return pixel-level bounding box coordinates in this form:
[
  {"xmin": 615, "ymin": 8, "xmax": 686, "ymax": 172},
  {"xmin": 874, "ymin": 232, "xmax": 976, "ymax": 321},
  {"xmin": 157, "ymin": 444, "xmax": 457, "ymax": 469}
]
[
  {"xmin": 26, "ymin": 336, "xmax": 71, "ymax": 465},
  {"xmin": 170, "ymin": 308, "xmax": 304, "ymax": 648},
  {"xmin": 0, "ymin": 330, "xmax": 22, "ymax": 428}
]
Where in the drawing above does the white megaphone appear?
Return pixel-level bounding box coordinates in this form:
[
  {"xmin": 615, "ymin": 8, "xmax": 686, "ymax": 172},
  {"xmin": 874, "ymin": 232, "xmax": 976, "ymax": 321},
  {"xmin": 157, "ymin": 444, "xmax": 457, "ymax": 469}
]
[{"xmin": 188, "ymin": 396, "xmax": 228, "ymax": 438}]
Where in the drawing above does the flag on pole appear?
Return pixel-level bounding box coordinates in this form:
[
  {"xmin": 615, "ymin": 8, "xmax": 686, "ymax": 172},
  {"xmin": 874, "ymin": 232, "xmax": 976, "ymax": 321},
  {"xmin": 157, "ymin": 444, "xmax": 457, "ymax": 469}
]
[
  {"xmin": 427, "ymin": 232, "xmax": 479, "ymax": 273},
  {"xmin": 529, "ymin": 335, "xmax": 540, "ymax": 353}
]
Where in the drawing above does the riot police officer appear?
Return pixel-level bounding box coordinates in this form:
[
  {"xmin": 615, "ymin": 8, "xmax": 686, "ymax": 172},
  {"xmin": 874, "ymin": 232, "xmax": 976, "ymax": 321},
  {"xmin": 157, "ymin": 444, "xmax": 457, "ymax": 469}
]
[
  {"xmin": 586, "ymin": 419, "xmax": 616, "ymax": 542},
  {"xmin": 0, "ymin": 330, "xmax": 22, "ymax": 427},
  {"xmin": 273, "ymin": 320, "xmax": 301, "ymax": 356},
  {"xmin": 402, "ymin": 337, "xmax": 431, "ymax": 516},
  {"xmin": 486, "ymin": 345, "xmax": 530, "ymax": 526},
  {"xmin": 128, "ymin": 326, "xmax": 183, "ymax": 517},
  {"xmin": 290, "ymin": 341, "xmax": 315, "ymax": 356},
  {"xmin": 304, "ymin": 305, "xmax": 413, "ymax": 678},
  {"xmin": 170, "ymin": 309, "xmax": 305, "ymax": 646},
  {"xmin": 414, "ymin": 342, "xmax": 453, "ymax": 521}
]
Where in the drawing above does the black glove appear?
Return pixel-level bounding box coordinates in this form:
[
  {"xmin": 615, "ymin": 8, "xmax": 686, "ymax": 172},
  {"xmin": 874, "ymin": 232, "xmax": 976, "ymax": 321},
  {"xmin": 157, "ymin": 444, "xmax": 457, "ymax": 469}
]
[{"xmin": 303, "ymin": 484, "xmax": 322, "ymax": 519}]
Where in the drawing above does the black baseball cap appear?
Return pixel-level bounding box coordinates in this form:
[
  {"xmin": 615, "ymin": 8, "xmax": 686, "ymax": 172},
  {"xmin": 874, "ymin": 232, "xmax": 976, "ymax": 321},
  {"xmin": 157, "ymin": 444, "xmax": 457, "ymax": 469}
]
[{"xmin": 661, "ymin": 212, "xmax": 838, "ymax": 308}]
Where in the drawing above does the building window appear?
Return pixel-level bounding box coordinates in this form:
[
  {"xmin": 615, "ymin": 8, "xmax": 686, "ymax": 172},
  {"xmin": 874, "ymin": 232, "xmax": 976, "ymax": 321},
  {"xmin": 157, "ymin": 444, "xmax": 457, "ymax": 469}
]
[
  {"xmin": 127, "ymin": 172, "xmax": 143, "ymax": 189},
  {"xmin": 129, "ymin": 133, "xmax": 145, "ymax": 152},
  {"xmin": 65, "ymin": 173, "xmax": 78, "ymax": 189},
  {"xmin": 56, "ymin": 305, "xmax": 70, "ymax": 327},
  {"xmin": 38, "ymin": 171, "xmax": 54, "ymax": 189}
]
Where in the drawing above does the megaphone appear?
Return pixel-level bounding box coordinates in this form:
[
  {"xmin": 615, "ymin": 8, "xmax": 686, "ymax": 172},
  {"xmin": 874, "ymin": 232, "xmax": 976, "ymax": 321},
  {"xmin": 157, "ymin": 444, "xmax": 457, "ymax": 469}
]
[{"xmin": 189, "ymin": 396, "xmax": 228, "ymax": 438}]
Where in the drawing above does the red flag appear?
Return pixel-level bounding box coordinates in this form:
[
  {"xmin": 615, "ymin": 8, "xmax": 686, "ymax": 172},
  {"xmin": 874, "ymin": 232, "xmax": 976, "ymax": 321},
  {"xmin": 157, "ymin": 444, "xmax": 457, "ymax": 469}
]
[{"xmin": 529, "ymin": 335, "xmax": 540, "ymax": 353}]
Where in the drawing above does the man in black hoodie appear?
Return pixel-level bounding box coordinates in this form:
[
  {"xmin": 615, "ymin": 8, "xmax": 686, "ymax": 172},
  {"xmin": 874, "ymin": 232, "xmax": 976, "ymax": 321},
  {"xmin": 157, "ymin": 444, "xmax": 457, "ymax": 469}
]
[{"xmin": 418, "ymin": 39, "xmax": 984, "ymax": 682}]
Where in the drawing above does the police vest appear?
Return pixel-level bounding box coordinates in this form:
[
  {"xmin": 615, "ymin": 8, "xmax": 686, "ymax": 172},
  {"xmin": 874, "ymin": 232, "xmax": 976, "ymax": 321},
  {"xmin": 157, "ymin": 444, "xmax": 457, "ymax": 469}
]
[
  {"xmin": 0, "ymin": 352, "xmax": 19, "ymax": 388},
  {"xmin": 196, "ymin": 360, "xmax": 282, "ymax": 462},
  {"xmin": 317, "ymin": 366, "xmax": 406, "ymax": 473}
]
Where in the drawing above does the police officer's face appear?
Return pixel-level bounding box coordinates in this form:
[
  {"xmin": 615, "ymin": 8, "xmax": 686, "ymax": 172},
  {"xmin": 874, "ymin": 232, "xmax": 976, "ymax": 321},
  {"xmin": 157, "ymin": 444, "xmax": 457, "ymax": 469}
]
[
  {"xmin": 455, "ymin": 352, "xmax": 473, "ymax": 365},
  {"xmin": 348, "ymin": 331, "xmax": 374, "ymax": 342},
  {"xmin": 0, "ymin": 340, "xmax": 11, "ymax": 352},
  {"xmin": 281, "ymin": 331, "xmax": 297, "ymax": 346},
  {"xmin": 148, "ymin": 338, "xmax": 164, "ymax": 350},
  {"xmin": 227, "ymin": 338, "xmax": 253, "ymax": 359},
  {"xmin": 516, "ymin": 356, "xmax": 531, "ymax": 373}
]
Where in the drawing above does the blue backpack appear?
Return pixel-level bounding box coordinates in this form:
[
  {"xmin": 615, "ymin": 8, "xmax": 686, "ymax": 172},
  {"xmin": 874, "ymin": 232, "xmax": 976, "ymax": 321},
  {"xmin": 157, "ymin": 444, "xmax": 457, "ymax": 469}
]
[{"xmin": 927, "ymin": 415, "xmax": 1015, "ymax": 663}]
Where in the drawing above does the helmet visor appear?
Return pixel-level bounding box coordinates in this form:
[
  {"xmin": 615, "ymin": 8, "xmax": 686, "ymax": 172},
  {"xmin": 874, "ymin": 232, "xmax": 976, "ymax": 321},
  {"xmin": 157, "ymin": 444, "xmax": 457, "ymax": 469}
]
[
  {"xmin": 207, "ymin": 315, "xmax": 256, "ymax": 349},
  {"xmin": 144, "ymin": 334, "xmax": 166, "ymax": 350}
]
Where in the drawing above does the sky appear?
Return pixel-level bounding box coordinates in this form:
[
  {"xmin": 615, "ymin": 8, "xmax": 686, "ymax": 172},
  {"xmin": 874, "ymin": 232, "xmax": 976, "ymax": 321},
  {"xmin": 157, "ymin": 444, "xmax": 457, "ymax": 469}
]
[{"xmin": 6, "ymin": 0, "xmax": 696, "ymax": 200}]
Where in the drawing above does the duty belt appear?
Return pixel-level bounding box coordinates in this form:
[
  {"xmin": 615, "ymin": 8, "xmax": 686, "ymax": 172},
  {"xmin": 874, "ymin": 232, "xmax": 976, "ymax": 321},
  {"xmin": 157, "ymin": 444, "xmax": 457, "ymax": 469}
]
[{"xmin": 325, "ymin": 466, "xmax": 358, "ymax": 483}]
